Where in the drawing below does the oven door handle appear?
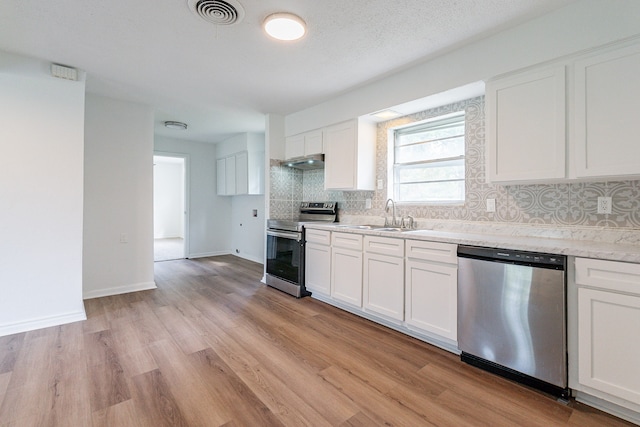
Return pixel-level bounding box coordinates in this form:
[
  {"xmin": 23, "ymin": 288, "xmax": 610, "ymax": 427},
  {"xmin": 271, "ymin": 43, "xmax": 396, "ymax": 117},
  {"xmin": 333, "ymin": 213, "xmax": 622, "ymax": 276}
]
[{"xmin": 267, "ymin": 230, "xmax": 302, "ymax": 242}]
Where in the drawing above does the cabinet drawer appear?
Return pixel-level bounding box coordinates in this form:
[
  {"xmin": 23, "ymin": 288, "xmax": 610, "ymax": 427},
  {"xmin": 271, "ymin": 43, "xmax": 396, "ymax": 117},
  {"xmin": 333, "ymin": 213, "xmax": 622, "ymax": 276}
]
[
  {"xmin": 406, "ymin": 239, "xmax": 457, "ymax": 264},
  {"xmin": 332, "ymin": 232, "xmax": 363, "ymax": 250},
  {"xmin": 364, "ymin": 236, "xmax": 404, "ymax": 257},
  {"xmin": 306, "ymin": 229, "xmax": 331, "ymax": 245},
  {"xmin": 575, "ymin": 257, "xmax": 640, "ymax": 295}
]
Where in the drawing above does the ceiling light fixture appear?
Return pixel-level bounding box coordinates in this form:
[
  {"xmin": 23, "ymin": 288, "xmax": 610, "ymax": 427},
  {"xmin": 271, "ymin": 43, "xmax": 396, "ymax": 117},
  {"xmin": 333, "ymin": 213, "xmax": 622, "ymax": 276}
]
[
  {"xmin": 263, "ymin": 13, "xmax": 306, "ymax": 41},
  {"xmin": 164, "ymin": 121, "xmax": 188, "ymax": 130}
]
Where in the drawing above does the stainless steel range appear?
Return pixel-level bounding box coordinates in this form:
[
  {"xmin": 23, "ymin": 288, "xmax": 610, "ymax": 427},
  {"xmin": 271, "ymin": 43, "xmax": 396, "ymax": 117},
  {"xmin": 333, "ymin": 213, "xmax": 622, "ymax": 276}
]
[{"xmin": 266, "ymin": 202, "xmax": 337, "ymax": 297}]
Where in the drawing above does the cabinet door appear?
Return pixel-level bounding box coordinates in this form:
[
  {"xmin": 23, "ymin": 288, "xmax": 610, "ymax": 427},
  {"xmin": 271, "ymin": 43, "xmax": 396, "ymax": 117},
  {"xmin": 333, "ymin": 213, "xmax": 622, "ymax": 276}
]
[
  {"xmin": 304, "ymin": 130, "xmax": 324, "ymax": 155},
  {"xmin": 578, "ymin": 287, "xmax": 640, "ymax": 404},
  {"xmin": 225, "ymin": 156, "xmax": 236, "ymax": 195},
  {"xmin": 285, "ymin": 134, "xmax": 305, "ymax": 159},
  {"xmin": 324, "ymin": 120, "xmax": 357, "ymax": 190},
  {"xmin": 363, "ymin": 253, "xmax": 404, "ymax": 321},
  {"xmin": 235, "ymin": 152, "xmax": 248, "ymax": 195},
  {"xmin": 216, "ymin": 158, "xmax": 226, "ymax": 195},
  {"xmin": 573, "ymin": 42, "xmax": 640, "ymax": 178},
  {"xmin": 405, "ymin": 259, "xmax": 457, "ymax": 341},
  {"xmin": 306, "ymin": 242, "xmax": 331, "ymax": 295},
  {"xmin": 486, "ymin": 66, "xmax": 566, "ymax": 183},
  {"xmin": 331, "ymin": 247, "xmax": 363, "ymax": 307}
]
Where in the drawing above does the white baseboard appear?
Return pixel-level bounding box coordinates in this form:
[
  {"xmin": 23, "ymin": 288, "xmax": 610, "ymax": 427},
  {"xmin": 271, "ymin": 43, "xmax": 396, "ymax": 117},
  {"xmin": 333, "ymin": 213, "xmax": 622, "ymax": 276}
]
[
  {"xmin": 0, "ymin": 309, "xmax": 87, "ymax": 337},
  {"xmin": 575, "ymin": 392, "xmax": 640, "ymax": 425},
  {"xmin": 187, "ymin": 250, "xmax": 230, "ymax": 259},
  {"xmin": 83, "ymin": 281, "xmax": 157, "ymax": 300}
]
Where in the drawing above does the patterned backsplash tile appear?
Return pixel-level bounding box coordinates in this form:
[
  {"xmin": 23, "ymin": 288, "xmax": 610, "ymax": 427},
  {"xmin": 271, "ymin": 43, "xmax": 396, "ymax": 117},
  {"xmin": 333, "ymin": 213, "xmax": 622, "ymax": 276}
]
[{"xmin": 270, "ymin": 97, "xmax": 640, "ymax": 229}]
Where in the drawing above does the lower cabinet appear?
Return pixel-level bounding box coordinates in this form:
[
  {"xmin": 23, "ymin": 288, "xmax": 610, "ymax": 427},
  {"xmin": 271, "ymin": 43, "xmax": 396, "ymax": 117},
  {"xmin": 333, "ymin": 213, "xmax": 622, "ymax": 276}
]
[
  {"xmin": 575, "ymin": 257, "xmax": 640, "ymax": 408},
  {"xmin": 331, "ymin": 232, "xmax": 363, "ymax": 307},
  {"xmin": 405, "ymin": 240, "xmax": 458, "ymax": 342},
  {"xmin": 305, "ymin": 229, "xmax": 332, "ymax": 296},
  {"xmin": 305, "ymin": 242, "xmax": 331, "ymax": 296},
  {"xmin": 363, "ymin": 236, "xmax": 404, "ymax": 322},
  {"xmin": 308, "ymin": 230, "xmax": 458, "ymax": 352}
]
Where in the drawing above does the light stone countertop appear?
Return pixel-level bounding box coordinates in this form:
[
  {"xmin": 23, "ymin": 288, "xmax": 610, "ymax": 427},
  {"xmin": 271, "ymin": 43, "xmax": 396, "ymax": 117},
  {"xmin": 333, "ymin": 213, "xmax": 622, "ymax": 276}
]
[{"xmin": 304, "ymin": 222, "xmax": 640, "ymax": 263}]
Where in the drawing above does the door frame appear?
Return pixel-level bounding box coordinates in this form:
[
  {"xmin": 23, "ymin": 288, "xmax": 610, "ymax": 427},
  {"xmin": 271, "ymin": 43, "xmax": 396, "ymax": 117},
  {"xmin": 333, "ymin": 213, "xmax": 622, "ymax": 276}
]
[{"xmin": 153, "ymin": 151, "xmax": 190, "ymax": 259}]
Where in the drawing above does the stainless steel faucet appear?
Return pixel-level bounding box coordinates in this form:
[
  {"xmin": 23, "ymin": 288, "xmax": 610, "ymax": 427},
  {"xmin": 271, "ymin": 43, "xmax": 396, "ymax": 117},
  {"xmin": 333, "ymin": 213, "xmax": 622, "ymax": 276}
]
[
  {"xmin": 402, "ymin": 215, "xmax": 415, "ymax": 230},
  {"xmin": 384, "ymin": 198, "xmax": 397, "ymax": 227}
]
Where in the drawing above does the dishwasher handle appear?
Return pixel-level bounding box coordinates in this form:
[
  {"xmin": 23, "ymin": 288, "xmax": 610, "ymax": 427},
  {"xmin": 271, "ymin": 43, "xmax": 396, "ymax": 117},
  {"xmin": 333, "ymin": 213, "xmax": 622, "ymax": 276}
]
[{"xmin": 457, "ymin": 245, "xmax": 565, "ymax": 270}]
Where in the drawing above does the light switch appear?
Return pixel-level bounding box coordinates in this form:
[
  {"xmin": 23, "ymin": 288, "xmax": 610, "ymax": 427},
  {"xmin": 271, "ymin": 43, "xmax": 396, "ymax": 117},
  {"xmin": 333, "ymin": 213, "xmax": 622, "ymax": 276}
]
[
  {"xmin": 365, "ymin": 198, "xmax": 372, "ymax": 209},
  {"xmin": 486, "ymin": 199, "xmax": 496, "ymax": 213},
  {"xmin": 377, "ymin": 179, "xmax": 383, "ymax": 190}
]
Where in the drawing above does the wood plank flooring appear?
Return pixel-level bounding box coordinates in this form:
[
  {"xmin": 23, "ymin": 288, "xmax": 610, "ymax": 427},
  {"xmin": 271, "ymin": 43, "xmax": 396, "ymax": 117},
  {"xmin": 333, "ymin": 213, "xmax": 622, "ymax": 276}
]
[{"xmin": 0, "ymin": 255, "xmax": 634, "ymax": 426}]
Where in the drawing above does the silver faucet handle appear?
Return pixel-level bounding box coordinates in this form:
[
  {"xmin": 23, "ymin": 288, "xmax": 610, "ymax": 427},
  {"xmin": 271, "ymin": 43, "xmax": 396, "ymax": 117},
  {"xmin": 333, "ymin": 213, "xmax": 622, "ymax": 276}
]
[{"xmin": 402, "ymin": 215, "xmax": 415, "ymax": 229}]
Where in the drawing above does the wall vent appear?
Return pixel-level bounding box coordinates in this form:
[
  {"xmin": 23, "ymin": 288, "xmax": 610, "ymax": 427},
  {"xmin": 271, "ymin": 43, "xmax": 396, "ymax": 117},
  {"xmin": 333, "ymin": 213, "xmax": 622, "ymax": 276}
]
[
  {"xmin": 51, "ymin": 64, "xmax": 78, "ymax": 81},
  {"xmin": 187, "ymin": 0, "xmax": 245, "ymax": 26}
]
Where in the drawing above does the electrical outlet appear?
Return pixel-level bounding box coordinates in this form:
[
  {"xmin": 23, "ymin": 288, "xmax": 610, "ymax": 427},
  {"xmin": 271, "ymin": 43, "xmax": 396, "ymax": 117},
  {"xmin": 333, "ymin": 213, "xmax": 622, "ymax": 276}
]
[
  {"xmin": 365, "ymin": 198, "xmax": 372, "ymax": 209},
  {"xmin": 377, "ymin": 179, "xmax": 384, "ymax": 190},
  {"xmin": 597, "ymin": 197, "xmax": 612, "ymax": 214},
  {"xmin": 486, "ymin": 198, "xmax": 496, "ymax": 213}
]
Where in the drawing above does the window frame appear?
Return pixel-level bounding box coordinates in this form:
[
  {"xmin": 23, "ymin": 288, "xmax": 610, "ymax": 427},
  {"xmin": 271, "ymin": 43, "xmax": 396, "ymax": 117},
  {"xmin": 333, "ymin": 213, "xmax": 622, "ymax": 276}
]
[{"xmin": 387, "ymin": 111, "xmax": 466, "ymax": 205}]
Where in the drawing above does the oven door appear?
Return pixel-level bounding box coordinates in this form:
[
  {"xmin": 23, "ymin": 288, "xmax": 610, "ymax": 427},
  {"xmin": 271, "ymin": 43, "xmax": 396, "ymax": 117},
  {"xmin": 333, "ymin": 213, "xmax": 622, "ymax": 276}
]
[{"xmin": 266, "ymin": 229, "xmax": 304, "ymax": 289}]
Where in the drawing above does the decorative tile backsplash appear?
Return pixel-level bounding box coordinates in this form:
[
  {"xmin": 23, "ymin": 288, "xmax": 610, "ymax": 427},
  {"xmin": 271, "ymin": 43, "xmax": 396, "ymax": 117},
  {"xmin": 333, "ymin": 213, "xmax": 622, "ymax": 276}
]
[{"xmin": 270, "ymin": 96, "xmax": 640, "ymax": 229}]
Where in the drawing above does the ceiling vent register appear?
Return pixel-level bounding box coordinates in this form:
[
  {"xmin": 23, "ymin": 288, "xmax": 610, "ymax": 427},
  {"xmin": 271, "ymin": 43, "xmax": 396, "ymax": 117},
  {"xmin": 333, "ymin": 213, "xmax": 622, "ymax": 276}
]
[{"xmin": 188, "ymin": 0, "xmax": 245, "ymax": 25}]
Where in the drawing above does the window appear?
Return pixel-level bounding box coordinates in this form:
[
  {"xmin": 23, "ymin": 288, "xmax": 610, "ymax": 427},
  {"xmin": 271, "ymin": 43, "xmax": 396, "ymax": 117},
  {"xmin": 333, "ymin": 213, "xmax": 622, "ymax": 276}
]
[{"xmin": 390, "ymin": 112, "xmax": 465, "ymax": 203}]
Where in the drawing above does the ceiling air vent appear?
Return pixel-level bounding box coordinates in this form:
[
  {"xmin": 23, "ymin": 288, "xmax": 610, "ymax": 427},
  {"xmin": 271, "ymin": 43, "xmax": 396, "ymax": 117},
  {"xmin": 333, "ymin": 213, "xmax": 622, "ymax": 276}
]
[{"xmin": 188, "ymin": 0, "xmax": 245, "ymax": 25}]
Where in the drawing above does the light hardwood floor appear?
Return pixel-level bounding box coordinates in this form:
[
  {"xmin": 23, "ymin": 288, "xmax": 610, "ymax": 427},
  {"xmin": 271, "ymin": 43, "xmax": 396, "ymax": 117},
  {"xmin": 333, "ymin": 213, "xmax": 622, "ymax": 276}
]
[{"xmin": 0, "ymin": 255, "xmax": 634, "ymax": 426}]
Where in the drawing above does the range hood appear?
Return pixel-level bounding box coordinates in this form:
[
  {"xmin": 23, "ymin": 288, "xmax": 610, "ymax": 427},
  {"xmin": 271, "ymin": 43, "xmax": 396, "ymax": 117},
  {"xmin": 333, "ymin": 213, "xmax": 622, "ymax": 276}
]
[{"xmin": 280, "ymin": 154, "xmax": 324, "ymax": 170}]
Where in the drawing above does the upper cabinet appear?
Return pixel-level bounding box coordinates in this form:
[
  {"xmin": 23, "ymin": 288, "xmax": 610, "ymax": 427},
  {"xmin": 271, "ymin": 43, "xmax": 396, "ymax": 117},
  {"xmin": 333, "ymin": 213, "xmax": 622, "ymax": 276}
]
[
  {"xmin": 324, "ymin": 118, "xmax": 376, "ymax": 191},
  {"xmin": 572, "ymin": 42, "xmax": 640, "ymax": 179},
  {"xmin": 216, "ymin": 133, "xmax": 265, "ymax": 196},
  {"xmin": 285, "ymin": 129, "xmax": 323, "ymax": 159},
  {"xmin": 486, "ymin": 65, "xmax": 567, "ymax": 183},
  {"xmin": 486, "ymin": 38, "xmax": 640, "ymax": 184}
]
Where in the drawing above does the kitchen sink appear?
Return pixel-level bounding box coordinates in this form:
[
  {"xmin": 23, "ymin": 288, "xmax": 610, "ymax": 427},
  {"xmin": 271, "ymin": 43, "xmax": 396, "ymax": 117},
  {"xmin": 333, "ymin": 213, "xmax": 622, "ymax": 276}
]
[
  {"xmin": 335, "ymin": 224, "xmax": 377, "ymax": 229},
  {"xmin": 334, "ymin": 224, "xmax": 413, "ymax": 232}
]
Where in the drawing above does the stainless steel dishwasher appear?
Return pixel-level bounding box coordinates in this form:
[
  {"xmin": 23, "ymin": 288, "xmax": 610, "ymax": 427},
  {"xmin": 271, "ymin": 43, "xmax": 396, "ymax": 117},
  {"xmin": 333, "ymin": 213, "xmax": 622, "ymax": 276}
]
[{"xmin": 457, "ymin": 245, "xmax": 568, "ymax": 398}]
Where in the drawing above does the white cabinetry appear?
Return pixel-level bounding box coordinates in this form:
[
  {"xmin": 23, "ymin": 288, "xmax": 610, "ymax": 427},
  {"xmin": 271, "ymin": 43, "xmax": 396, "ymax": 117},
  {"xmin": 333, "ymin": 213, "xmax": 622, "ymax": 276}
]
[
  {"xmin": 487, "ymin": 39, "xmax": 640, "ymax": 184},
  {"xmin": 575, "ymin": 257, "xmax": 640, "ymax": 409},
  {"xmin": 216, "ymin": 150, "xmax": 264, "ymax": 196},
  {"xmin": 305, "ymin": 229, "xmax": 331, "ymax": 296},
  {"xmin": 363, "ymin": 236, "xmax": 404, "ymax": 322},
  {"xmin": 405, "ymin": 240, "xmax": 458, "ymax": 341},
  {"xmin": 285, "ymin": 129, "xmax": 323, "ymax": 159},
  {"xmin": 324, "ymin": 119, "xmax": 376, "ymax": 190},
  {"xmin": 216, "ymin": 156, "xmax": 236, "ymax": 195},
  {"xmin": 331, "ymin": 232, "xmax": 363, "ymax": 307},
  {"xmin": 486, "ymin": 66, "xmax": 566, "ymax": 183},
  {"xmin": 573, "ymin": 42, "xmax": 640, "ymax": 179}
]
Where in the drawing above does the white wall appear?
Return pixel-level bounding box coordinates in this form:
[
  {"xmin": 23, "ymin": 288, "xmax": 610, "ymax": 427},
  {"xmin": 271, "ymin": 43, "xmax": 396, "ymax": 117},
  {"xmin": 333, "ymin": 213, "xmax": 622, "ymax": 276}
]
[
  {"xmin": 153, "ymin": 158, "xmax": 185, "ymax": 239},
  {"xmin": 83, "ymin": 94, "xmax": 156, "ymax": 299},
  {"xmin": 285, "ymin": 0, "xmax": 640, "ymax": 135},
  {"xmin": 0, "ymin": 51, "xmax": 87, "ymax": 336},
  {"xmin": 231, "ymin": 196, "xmax": 265, "ymax": 263},
  {"xmin": 154, "ymin": 136, "xmax": 232, "ymax": 258}
]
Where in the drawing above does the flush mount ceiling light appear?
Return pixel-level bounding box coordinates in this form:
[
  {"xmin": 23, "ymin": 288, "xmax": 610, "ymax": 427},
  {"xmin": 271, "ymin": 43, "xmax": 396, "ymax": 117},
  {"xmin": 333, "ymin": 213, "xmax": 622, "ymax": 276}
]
[
  {"xmin": 164, "ymin": 121, "xmax": 188, "ymax": 130},
  {"xmin": 263, "ymin": 13, "xmax": 306, "ymax": 41}
]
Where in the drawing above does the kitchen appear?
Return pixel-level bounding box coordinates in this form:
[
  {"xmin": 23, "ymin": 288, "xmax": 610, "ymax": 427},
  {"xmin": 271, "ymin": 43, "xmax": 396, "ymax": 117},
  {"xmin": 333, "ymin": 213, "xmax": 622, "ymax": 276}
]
[{"xmin": 2, "ymin": 0, "xmax": 640, "ymax": 425}]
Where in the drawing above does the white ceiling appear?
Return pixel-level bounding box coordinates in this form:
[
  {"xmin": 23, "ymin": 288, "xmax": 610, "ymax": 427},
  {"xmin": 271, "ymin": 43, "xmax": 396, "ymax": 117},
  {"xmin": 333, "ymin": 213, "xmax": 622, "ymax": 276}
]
[{"xmin": 0, "ymin": 0, "xmax": 576, "ymax": 143}]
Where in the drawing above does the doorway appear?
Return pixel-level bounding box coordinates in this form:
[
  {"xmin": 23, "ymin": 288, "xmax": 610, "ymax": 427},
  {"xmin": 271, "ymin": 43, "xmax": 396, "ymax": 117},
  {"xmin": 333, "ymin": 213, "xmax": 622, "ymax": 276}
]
[{"xmin": 153, "ymin": 154, "xmax": 187, "ymax": 261}]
